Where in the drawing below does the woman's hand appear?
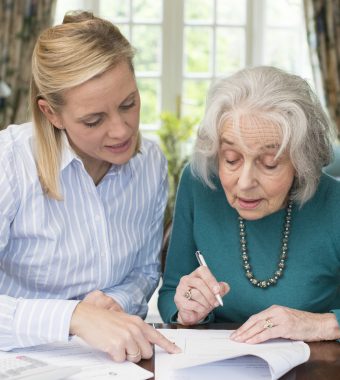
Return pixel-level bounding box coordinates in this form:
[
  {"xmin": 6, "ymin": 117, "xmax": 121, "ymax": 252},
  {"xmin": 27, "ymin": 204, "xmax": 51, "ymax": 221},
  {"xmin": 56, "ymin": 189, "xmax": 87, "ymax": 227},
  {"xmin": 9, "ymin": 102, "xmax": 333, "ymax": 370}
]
[
  {"xmin": 70, "ymin": 302, "xmax": 181, "ymax": 362},
  {"xmin": 230, "ymin": 305, "xmax": 340, "ymax": 343},
  {"xmin": 83, "ymin": 290, "xmax": 123, "ymax": 312},
  {"xmin": 174, "ymin": 266, "xmax": 229, "ymax": 325}
]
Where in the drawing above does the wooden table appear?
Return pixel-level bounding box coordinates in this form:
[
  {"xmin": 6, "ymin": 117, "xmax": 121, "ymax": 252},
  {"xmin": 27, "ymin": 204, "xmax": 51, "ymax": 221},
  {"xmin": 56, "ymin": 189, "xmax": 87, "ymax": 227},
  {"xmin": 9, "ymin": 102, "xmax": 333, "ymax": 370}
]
[{"xmin": 138, "ymin": 323, "xmax": 340, "ymax": 379}]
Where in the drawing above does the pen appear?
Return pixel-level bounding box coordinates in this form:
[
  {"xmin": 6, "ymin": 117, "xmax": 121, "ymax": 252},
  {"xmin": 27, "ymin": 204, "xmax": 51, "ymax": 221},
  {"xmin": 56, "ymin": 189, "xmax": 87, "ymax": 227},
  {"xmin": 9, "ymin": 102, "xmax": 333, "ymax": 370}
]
[{"xmin": 195, "ymin": 250, "xmax": 224, "ymax": 307}]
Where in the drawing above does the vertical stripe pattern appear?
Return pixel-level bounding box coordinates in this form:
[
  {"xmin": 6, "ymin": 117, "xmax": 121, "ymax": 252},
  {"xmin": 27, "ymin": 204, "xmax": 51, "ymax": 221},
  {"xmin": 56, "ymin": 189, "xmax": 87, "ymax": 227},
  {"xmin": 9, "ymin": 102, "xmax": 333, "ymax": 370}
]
[{"xmin": 0, "ymin": 123, "xmax": 168, "ymax": 350}]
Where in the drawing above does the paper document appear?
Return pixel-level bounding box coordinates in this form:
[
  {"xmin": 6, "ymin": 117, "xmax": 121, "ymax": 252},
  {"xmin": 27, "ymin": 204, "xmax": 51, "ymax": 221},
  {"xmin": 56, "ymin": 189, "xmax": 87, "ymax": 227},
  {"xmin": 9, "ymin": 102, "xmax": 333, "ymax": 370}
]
[
  {"xmin": 155, "ymin": 329, "xmax": 310, "ymax": 380},
  {"xmin": 0, "ymin": 336, "xmax": 153, "ymax": 380}
]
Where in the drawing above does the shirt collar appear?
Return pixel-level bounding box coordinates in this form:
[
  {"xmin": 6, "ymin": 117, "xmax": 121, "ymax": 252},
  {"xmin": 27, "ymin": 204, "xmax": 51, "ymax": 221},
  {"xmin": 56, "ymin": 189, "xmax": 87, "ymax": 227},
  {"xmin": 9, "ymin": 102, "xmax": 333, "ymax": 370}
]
[{"xmin": 60, "ymin": 131, "xmax": 81, "ymax": 171}]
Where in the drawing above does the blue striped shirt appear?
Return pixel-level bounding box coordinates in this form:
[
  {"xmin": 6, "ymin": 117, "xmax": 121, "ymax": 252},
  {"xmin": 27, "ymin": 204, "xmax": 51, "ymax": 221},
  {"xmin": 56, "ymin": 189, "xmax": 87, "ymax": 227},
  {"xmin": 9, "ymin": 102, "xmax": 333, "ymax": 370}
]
[{"xmin": 0, "ymin": 123, "xmax": 167, "ymax": 350}]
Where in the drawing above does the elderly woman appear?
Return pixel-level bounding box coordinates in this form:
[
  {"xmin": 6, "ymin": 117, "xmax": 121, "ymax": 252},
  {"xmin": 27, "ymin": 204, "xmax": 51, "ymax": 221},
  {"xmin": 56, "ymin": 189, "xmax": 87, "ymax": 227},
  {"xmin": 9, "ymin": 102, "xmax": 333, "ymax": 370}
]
[{"xmin": 158, "ymin": 66, "xmax": 340, "ymax": 343}]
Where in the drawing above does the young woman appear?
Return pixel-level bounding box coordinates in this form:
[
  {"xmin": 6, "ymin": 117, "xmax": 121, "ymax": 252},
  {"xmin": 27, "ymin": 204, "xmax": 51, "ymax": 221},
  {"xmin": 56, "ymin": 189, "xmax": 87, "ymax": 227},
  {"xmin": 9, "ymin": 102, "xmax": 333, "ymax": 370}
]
[{"xmin": 0, "ymin": 11, "xmax": 179, "ymax": 362}]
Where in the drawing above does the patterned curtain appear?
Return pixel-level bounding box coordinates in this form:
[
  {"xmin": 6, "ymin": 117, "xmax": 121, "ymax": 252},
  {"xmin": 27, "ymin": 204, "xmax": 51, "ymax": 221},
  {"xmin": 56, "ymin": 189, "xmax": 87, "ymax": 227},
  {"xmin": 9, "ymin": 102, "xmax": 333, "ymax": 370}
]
[
  {"xmin": 304, "ymin": 0, "xmax": 340, "ymax": 136},
  {"xmin": 0, "ymin": 0, "xmax": 56, "ymax": 130}
]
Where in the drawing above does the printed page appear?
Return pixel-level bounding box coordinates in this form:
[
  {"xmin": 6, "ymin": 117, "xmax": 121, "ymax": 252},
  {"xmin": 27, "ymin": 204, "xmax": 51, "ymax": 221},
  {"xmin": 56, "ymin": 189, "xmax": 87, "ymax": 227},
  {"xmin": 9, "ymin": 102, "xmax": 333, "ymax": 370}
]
[
  {"xmin": 0, "ymin": 337, "xmax": 153, "ymax": 380},
  {"xmin": 155, "ymin": 329, "xmax": 310, "ymax": 380}
]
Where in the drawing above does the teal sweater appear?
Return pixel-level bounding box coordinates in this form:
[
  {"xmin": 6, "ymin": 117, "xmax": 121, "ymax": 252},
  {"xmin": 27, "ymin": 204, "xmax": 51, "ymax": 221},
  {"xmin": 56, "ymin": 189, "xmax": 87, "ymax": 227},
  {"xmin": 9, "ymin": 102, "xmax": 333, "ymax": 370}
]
[{"xmin": 158, "ymin": 165, "xmax": 340, "ymax": 327}]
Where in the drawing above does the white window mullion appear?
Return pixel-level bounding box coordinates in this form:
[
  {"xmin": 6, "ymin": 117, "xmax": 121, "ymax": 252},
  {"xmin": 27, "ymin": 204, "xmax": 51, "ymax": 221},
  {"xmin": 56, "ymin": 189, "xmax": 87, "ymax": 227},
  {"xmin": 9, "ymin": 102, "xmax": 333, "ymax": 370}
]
[
  {"xmin": 87, "ymin": 0, "xmax": 99, "ymax": 15},
  {"xmin": 247, "ymin": 0, "xmax": 265, "ymax": 66},
  {"xmin": 212, "ymin": 0, "xmax": 217, "ymax": 78},
  {"xmin": 162, "ymin": 0, "xmax": 183, "ymax": 116}
]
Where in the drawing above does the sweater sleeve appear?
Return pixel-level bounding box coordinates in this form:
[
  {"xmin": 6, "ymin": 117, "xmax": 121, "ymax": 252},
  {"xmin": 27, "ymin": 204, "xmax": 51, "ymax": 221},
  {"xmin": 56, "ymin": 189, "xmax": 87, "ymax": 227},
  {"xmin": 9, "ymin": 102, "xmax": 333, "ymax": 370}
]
[
  {"xmin": 158, "ymin": 166, "xmax": 202, "ymax": 322},
  {"xmin": 327, "ymin": 174, "xmax": 340, "ymax": 337}
]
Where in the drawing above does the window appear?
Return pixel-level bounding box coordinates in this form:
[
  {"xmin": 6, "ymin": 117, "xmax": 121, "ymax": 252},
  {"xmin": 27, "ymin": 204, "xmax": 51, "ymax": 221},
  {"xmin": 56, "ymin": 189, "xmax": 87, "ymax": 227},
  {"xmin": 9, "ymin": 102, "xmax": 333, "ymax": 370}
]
[{"xmin": 54, "ymin": 0, "xmax": 312, "ymax": 134}]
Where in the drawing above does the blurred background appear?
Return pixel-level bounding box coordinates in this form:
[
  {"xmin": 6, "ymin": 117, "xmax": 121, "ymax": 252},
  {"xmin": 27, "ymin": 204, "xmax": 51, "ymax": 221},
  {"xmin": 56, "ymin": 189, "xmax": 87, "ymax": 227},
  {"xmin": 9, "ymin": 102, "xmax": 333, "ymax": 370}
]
[
  {"xmin": 2, "ymin": 0, "xmax": 339, "ymax": 135},
  {"xmin": 54, "ymin": 0, "xmax": 318, "ymax": 136}
]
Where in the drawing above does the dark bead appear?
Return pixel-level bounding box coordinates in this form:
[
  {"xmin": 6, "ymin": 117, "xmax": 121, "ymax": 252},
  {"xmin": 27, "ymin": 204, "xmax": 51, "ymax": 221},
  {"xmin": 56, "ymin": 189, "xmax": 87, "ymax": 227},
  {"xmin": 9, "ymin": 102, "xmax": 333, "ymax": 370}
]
[{"xmin": 239, "ymin": 199, "xmax": 291, "ymax": 289}]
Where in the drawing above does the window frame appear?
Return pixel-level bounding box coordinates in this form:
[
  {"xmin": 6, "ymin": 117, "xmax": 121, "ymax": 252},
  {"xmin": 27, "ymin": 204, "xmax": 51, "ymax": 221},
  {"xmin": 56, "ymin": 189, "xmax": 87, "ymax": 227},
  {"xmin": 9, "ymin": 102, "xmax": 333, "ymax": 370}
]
[{"xmin": 54, "ymin": 0, "xmax": 311, "ymax": 131}]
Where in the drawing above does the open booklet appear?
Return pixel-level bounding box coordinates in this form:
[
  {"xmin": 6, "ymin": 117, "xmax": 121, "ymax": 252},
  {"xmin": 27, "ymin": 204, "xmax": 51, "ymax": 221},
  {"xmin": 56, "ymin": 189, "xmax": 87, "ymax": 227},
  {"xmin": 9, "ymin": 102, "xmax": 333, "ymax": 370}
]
[{"xmin": 155, "ymin": 329, "xmax": 310, "ymax": 380}]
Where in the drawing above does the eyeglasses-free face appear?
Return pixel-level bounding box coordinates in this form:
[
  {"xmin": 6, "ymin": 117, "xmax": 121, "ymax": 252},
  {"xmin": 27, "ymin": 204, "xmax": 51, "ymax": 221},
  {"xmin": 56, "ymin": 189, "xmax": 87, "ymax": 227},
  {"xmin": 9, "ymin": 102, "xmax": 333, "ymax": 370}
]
[{"xmin": 218, "ymin": 120, "xmax": 296, "ymax": 220}]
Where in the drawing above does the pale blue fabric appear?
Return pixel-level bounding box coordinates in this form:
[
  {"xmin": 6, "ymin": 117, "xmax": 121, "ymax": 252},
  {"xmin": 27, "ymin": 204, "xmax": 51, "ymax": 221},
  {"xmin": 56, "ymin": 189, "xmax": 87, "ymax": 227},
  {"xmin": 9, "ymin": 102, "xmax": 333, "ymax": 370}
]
[{"xmin": 0, "ymin": 123, "xmax": 167, "ymax": 350}]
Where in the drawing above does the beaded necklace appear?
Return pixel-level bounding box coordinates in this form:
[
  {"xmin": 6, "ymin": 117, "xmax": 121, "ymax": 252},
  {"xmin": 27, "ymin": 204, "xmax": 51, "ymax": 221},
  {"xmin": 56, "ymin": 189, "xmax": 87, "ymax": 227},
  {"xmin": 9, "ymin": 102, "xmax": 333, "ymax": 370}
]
[{"xmin": 238, "ymin": 199, "xmax": 293, "ymax": 288}]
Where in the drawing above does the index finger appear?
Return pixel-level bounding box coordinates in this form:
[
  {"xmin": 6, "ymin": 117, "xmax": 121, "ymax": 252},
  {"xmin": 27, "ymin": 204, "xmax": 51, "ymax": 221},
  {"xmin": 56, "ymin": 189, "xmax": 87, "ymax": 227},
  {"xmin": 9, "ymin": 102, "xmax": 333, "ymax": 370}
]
[{"xmin": 144, "ymin": 325, "xmax": 182, "ymax": 354}]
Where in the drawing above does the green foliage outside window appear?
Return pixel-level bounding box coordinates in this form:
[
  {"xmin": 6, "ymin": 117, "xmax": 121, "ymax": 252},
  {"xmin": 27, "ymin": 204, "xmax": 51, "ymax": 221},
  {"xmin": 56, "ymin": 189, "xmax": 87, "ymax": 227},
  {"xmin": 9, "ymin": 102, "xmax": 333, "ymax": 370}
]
[{"xmin": 157, "ymin": 112, "xmax": 198, "ymax": 230}]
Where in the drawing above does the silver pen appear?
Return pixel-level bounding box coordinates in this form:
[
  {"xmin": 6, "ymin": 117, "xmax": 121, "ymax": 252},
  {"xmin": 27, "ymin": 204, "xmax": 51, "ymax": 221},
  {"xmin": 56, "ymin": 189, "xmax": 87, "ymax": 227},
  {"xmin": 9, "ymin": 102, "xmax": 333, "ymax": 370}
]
[{"xmin": 195, "ymin": 250, "xmax": 224, "ymax": 307}]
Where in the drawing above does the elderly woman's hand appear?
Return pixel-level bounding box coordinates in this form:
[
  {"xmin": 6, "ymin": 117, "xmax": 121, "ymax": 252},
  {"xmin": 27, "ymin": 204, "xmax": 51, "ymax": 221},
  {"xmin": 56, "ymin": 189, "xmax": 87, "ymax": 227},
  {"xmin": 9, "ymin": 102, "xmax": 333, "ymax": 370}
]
[
  {"xmin": 230, "ymin": 305, "xmax": 340, "ymax": 343},
  {"xmin": 174, "ymin": 266, "xmax": 229, "ymax": 325}
]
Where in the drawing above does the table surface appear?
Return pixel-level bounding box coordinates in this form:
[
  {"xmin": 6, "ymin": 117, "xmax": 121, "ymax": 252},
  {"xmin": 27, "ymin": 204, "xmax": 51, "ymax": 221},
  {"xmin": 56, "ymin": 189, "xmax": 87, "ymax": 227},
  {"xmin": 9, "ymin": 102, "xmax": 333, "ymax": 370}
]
[{"xmin": 138, "ymin": 323, "xmax": 340, "ymax": 380}]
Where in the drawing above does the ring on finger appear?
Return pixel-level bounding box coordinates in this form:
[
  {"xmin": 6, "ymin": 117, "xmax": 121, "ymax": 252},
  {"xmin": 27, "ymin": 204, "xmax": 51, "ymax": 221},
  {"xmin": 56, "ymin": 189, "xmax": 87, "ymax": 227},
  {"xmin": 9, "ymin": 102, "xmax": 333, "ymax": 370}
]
[
  {"xmin": 184, "ymin": 288, "xmax": 193, "ymax": 301},
  {"xmin": 126, "ymin": 348, "xmax": 141, "ymax": 358},
  {"xmin": 263, "ymin": 318, "xmax": 274, "ymax": 329}
]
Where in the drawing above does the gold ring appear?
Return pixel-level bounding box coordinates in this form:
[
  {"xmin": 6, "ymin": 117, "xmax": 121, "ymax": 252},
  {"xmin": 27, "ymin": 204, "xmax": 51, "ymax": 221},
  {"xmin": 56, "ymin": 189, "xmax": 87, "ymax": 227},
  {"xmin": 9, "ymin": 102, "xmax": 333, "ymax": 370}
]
[
  {"xmin": 126, "ymin": 348, "xmax": 141, "ymax": 358},
  {"xmin": 184, "ymin": 289, "xmax": 192, "ymax": 300},
  {"xmin": 263, "ymin": 319, "xmax": 274, "ymax": 329}
]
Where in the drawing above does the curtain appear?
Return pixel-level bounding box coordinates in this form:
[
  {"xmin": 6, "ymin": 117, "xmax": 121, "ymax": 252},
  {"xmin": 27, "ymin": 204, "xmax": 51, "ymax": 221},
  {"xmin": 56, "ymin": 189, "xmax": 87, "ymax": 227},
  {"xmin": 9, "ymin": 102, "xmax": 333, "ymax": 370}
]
[
  {"xmin": 304, "ymin": 0, "xmax": 340, "ymax": 136},
  {"xmin": 0, "ymin": 0, "xmax": 56, "ymax": 129}
]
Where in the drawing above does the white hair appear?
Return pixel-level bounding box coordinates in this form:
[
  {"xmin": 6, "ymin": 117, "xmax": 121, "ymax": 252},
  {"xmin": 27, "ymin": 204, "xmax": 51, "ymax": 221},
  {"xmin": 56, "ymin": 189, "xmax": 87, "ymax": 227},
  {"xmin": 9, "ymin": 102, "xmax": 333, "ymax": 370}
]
[{"xmin": 191, "ymin": 66, "xmax": 335, "ymax": 205}]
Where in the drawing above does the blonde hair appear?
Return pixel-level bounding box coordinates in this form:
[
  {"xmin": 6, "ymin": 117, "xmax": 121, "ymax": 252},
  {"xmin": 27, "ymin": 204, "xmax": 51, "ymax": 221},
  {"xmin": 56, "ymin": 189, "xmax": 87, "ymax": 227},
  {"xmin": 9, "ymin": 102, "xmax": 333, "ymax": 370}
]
[{"xmin": 30, "ymin": 11, "xmax": 136, "ymax": 199}]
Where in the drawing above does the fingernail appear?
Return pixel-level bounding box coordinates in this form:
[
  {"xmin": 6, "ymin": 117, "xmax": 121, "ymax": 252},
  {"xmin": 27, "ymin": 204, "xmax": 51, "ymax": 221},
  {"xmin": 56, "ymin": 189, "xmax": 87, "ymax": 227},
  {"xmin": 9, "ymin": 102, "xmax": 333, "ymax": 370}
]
[
  {"xmin": 213, "ymin": 285, "xmax": 220, "ymax": 294},
  {"xmin": 214, "ymin": 301, "xmax": 219, "ymax": 308}
]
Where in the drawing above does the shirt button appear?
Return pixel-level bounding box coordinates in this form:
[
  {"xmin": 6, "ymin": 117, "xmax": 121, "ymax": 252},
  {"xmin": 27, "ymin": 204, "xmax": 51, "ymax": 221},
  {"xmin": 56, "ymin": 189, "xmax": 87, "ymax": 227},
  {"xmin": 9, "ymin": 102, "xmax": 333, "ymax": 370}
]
[{"xmin": 95, "ymin": 214, "xmax": 100, "ymax": 221}]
